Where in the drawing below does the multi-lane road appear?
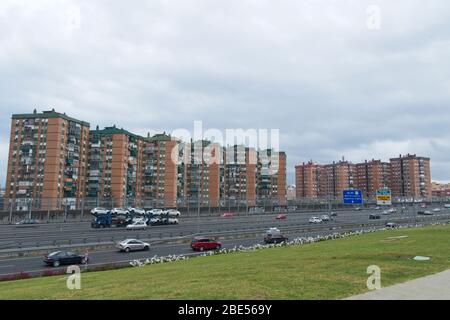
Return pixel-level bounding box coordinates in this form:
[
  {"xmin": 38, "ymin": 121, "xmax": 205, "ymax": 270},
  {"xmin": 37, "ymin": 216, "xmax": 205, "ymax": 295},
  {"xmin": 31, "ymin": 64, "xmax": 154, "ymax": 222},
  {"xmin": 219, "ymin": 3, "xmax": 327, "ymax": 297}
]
[{"xmin": 0, "ymin": 206, "xmax": 449, "ymax": 278}]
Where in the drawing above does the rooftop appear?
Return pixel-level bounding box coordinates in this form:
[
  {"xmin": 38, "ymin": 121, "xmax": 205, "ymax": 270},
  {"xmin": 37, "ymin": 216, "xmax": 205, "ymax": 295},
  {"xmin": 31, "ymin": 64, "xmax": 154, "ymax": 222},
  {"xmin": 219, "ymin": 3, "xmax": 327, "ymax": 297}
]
[{"xmin": 12, "ymin": 109, "xmax": 90, "ymax": 127}]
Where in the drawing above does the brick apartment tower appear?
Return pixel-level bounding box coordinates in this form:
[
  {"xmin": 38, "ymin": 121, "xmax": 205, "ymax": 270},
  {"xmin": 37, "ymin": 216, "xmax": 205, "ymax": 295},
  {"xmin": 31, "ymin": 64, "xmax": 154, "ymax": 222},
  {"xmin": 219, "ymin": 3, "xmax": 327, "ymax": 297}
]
[
  {"xmin": 141, "ymin": 133, "xmax": 178, "ymax": 207},
  {"xmin": 389, "ymin": 154, "xmax": 432, "ymax": 199},
  {"xmin": 178, "ymin": 140, "xmax": 221, "ymax": 207},
  {"xmin": 295, "ymin": 161, "xmax": 322, "ymax": 198},
  {"xmin": 223, "ymin": 145, "xmax": 257, "ymax": 206},
  {"xmin": 5, "ymin": 109, "xmax": 89, "ymax": 210},
  {"xmin": 256, "ymin": 150, "xmax": 287, "ymax": 205},
  {"xmin": 355, "ymin": 160, "xmax": 390, "ymax": 199},
  {"xmin": 87, "ymin": 126, "xmax": 143, "ymax": 207},
  {"xmin": 319, "ymin": 160, "xmax": 356, "ymax": 198}
]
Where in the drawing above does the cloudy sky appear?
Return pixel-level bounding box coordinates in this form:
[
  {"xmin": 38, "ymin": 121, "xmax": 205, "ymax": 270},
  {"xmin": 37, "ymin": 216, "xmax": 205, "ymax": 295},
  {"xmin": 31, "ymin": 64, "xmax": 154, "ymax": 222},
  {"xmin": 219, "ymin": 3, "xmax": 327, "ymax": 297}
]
[{"xmin": 1, "ymin": 0, "xmax": 450, "ymax": 186}]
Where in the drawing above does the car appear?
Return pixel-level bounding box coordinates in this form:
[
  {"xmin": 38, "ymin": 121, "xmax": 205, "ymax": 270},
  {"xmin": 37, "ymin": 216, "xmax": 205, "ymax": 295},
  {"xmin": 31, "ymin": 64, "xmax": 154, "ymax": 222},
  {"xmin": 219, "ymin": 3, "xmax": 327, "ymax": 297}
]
[
  {"xmin": 221, "ymin": 212, "xmax": 235, "ymax": 218},
  {"xmin": 433, "ymin": 208, "xmax": 441, "ymax": 212},
  {"xmin": 149, "ymin": 217, "xmax": 179, "ymax": 225},
  {"xmin": 264, "ymin": 228, "xmax": 288, "ymax": 244},
  {"xmin": 388, "ymin": 208, "xmax": 397, "ymax": 213},
  {"xmin": 15, "ymin": 219, "xmax": 41, "ymax": 225},
  {"xmin": 444, "ymin": 204, "xmax": 450, "ymax": 209},
  {"xmin": 386, "ymin": 222, "xmax": 398, "ymax": 228},
  {"xmin": 382, "ymin": 210, "xmax": 390, "ymax": 215},
  {"xmin": 330, "ymin": 212, "xmax": 338, "ymax": 217},
  {"xmin": 320, "ymin": 215, "xmax": 330, "ymax": 222},
  {"xmin": 116, "ymin": 239, "xmax": 150, "ymax": 253},
  {"xmin": 355, "ymin": 207, "xmax": 362, "ymax": 211},
  {"xmin": 375, "ymin": 207, "xmax": 381, "ymax": 210},
  {"xmin": 126, "ymin": 221, "xmax": 148, "ymax": 230},
  {"xmin": 418, "ymin": 210, "xmax": 433, "ymax": 216},
  {"xmin": 127, "ymin": 207, "xmax": 146, "ymax": 215},
  {"xmin": 369, "ymin": 214, "xmax": 381, "ymax": 220},
  {"xmin": 147, "ymin": 209, "xmax": 164, "ymax": 216},
  {"xmin": 111, "ymin": 208, "xmax": 129, "ymax": 215},
  {"xmin": 190, "ymin": 237, "xmax": 222, "ymax": 251},
  {"xmin": 44, "ymin": 251, "xmax": 89, "ymax": 268},
  {"xmin": 165, "ymin": 209, "xmax": 181, "ymax": 217},
  {"xmin": 276, "ymin": 214, "xmax": 287, "ymax": 220},
  {"xmin": 309, "ymin": 217, "xmax": 322, "ymax": 224},
  {"xmin": 90, "ymin": 207, "xmax": 109, "ymax": 215}
]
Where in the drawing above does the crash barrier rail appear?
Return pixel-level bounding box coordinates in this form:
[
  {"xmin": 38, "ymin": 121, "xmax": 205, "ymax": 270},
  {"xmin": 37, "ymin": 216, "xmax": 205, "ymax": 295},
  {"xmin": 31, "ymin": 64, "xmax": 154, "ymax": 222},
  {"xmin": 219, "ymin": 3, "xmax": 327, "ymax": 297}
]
[
  {"xmin": 1, "ymin": 197, "xmax": 449, "ymax": 224},
  {"xmin": 1, "ymin": 214, "xmax": 448, "ymax": 254}
]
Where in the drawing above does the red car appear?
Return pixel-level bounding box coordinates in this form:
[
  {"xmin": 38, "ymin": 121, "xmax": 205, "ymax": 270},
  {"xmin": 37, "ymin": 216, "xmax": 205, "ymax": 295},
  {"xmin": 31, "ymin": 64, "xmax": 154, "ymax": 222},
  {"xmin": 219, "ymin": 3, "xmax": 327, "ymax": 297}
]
[
  {"xmin": 221, "ymin": 212, "xmax": 234, "ymax": 218},
  {"xmin": 276, "ymin": 214, "xmax": 287, "ymax": 220},
  {"xmin": 191, "ymin": 237, "xmax": 222, "ymax": 251}
]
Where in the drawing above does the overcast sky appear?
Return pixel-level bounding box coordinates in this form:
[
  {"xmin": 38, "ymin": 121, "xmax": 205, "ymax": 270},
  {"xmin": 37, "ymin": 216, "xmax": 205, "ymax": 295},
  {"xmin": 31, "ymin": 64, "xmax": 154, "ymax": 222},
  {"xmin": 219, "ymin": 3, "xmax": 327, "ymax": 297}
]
[{"xmin": 1, "ymin": 0, "xmax": 450, "ymax": 186}]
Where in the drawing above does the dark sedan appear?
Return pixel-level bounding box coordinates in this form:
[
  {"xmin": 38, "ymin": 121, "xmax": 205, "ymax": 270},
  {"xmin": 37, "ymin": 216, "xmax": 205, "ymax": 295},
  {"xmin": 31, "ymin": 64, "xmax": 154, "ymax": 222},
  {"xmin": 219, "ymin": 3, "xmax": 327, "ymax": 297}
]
[{"xmin": 44, "ymin": 251, "xmax": 89, "ymax": 267}]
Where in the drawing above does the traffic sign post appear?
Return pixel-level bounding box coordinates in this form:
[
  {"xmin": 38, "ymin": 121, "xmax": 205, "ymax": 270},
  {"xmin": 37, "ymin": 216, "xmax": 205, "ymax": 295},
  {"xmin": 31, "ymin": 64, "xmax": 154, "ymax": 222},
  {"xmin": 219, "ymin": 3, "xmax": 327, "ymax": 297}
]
[
  {"xmin": 343, "ymin": 189, "xmax": 363, "ymax": 205},
  {"xmin": 376, "ymin": 188, "xmax": 392, "ymax": 206}
]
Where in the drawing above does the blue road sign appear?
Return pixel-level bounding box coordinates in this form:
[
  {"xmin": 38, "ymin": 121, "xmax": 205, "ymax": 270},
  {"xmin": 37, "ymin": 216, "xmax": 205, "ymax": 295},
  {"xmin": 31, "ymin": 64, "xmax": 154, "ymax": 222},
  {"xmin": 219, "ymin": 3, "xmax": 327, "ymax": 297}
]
[{"xmin": 343, "ymin": 189, "xmax": 363, "ymax": 205}]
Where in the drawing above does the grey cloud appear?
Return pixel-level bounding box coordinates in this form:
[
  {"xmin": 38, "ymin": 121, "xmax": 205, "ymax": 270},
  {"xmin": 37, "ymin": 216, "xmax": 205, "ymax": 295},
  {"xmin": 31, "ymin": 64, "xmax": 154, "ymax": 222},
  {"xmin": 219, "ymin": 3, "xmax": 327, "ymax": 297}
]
[{"xmin": 1, "ymin": 0, "xmax": 450, "ymax": 185}]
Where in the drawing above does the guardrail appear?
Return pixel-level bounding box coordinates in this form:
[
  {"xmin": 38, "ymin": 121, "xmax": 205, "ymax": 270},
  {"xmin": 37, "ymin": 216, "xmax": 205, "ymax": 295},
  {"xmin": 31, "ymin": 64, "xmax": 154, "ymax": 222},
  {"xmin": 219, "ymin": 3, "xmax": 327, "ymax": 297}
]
[{"xmin": 1, "ymin": 214, "xmax": 448, "ymax": 255}]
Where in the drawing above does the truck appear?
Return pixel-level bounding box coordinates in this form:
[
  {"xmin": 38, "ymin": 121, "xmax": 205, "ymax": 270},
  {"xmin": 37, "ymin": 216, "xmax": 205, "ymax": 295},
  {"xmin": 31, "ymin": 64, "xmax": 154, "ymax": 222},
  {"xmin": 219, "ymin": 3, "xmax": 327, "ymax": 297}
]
[{"xmin": 91, "ymin": 212, "xmax": 113, "ymax": 228}]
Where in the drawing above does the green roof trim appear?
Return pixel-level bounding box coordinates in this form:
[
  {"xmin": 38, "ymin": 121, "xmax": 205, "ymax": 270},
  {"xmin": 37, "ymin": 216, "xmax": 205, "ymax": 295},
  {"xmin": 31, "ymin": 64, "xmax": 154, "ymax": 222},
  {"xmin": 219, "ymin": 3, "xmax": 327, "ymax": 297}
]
[
  {"xmin": 89, "ymin": 126, "xmax": 145, "ymax": 140},
  {"xmin": 12, "ymin": 110, "xmax": 90, "ymax": 127}
]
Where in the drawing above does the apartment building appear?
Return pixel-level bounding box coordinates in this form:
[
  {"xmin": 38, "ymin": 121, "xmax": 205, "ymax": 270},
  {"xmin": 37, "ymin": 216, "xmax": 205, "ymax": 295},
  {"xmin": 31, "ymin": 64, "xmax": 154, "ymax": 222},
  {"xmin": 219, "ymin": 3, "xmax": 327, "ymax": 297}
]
[
  {"xmin": 355, "ymin": 160, "xmax": 390, "ymax": 199},
  {"xmin": 295, "ymin": 161, "xmax": 322, "ymax": 198},
  {"xmin": 222, "ymin": 145, "xmax": 257, "ymax": 205},
  {"xmin": 319, "ymin": 160, "xmax": 356, "ymax": 198},
  {"xmin": 177, "ymin": 140, "xmax": 221, "ymax": 207},
  {"xmin": 256, "ymin": 150, "xmax": 287, "ymax": 205},
  {"xmin": 87, "ymin": 126, "xmax": 144, "ymax": 205},
  {"xmin": 390, "ymin": 154, "xmax": 432, "ymax": 199},
  {"xmin": 5, "ymin": 109, "xmax": 89, "ymax": 209},
  {"xmin": 141, "ymin": 133, "xmax": 178, "ymax": 207}
]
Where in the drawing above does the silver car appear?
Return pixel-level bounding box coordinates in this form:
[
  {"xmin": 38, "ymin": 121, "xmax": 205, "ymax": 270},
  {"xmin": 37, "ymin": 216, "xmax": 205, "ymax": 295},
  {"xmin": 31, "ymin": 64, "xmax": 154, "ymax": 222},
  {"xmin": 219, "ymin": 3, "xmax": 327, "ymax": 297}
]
[{"xmin": 116, "ymin": 239, "xmax": 150, "ymax": 253}]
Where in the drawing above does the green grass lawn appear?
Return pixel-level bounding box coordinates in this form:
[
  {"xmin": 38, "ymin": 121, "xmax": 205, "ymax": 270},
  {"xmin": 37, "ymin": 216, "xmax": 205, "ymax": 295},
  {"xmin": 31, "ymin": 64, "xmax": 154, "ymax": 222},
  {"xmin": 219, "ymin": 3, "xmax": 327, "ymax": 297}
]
[{"xmin": 1, "ymin": 224, "xmax": 449, "ymax": 300}]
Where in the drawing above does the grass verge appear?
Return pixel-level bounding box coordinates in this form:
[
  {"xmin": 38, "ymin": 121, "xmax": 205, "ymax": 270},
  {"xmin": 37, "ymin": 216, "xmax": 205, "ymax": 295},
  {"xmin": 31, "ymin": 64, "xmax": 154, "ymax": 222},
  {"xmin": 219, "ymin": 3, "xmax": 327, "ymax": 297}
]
[{"xmin": 0, "ymin": 224, "xmax": 449, "ymax": 300}]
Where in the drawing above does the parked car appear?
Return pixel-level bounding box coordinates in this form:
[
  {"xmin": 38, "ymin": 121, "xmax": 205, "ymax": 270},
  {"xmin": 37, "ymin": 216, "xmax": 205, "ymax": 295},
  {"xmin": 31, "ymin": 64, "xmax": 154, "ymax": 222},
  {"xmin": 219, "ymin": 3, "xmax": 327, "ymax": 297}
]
[
  {"xmin": 386, "ymin": 222, "xmax": 398, "ymax": 228},
  {"xmin": 264, "ymin": 228, "xmax": 288, "ymax": 244},
  {"xmin": 44, "ymin": 251, "xmax": 89, "ymax": 267},
  {"xmin": 190, "ymin": 237, "xmax": 222, "ymax": 251},
  {"xmin": 320, "ymin": 215, "xmax": 330, "ymax": 222},
  {"xmin": 15, "ymin": 219, "xmax": 41, "ymax": 225},
  {"xmin": 369, "ymin": 214, "xmax": 381, "ymax": 220},
  {"xmin": 276, "ymin": 214, "xmax": 287, "ymax": 220},
  {"xmin": 111, "ymin": 208, "xmax": 129, "ymax": 215},
  {"xmin": 126, "ymin": 221, "xmax": 148, "ymax": 230},
  {"xmin": 116, "ymin": 239, "xmax": 150, "ymax": 253},
  {"xmin": 90, "ymin": 207, "xmax": 109, "ymax": 215},
  {"xmin": 309, "ymin": 217, "xmax": 322, "ymax": 224},
  {"xmin": 221, "ymin": 212, "xmax": 235, "ymax": 218}
]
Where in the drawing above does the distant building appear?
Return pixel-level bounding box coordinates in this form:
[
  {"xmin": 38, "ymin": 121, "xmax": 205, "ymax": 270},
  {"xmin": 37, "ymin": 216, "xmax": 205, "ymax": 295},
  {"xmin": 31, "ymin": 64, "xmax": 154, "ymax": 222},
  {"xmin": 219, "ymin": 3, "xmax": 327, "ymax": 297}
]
[
  {"xmin": 390, "ymin": 154, "xmax": 431, "ymax": 199},
  {"xmin": 355, "ymin": 159, "xmax": 390, "ymax": 199},
  {"xmin": 431, "ymin": 182, "xmax": 450, "ymax": 198},
  {"xmin": 286, "ymin": 185, "xmax": 296, "ymax": 201}
]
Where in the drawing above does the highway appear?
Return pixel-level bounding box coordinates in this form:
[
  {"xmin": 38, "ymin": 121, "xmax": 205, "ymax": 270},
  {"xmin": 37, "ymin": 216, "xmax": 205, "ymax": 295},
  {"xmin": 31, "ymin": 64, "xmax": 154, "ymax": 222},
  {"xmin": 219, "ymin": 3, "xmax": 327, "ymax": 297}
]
[{"xmin": 0, "ymin": 205, "xmax": 449, "ymax": 278}]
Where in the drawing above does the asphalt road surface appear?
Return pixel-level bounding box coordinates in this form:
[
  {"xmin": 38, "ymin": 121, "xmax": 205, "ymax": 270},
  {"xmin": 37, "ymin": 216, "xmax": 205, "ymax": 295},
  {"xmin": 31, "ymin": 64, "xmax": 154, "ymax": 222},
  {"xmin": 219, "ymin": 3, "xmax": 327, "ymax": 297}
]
[{"xmin": 0, "ymin": 206, "xmax": 449, "ymax": 277}]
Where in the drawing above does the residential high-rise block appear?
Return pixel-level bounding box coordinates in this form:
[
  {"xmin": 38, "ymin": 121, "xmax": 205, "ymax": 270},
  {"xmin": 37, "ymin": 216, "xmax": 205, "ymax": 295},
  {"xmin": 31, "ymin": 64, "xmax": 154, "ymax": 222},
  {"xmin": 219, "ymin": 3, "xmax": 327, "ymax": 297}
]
[
  {"xmin": 87, "ymin": 126, "xmax": 144, "ymax": 206},
  {"xmin": 389, "ymin": 154, "xmax": 432, "ymax": 199},
  {"xmin": 295, "ymin": 161, "xmax": 322, "ymax": 198},
  {"xmin": 256, "ymin": 150, "xmax": 286, "ymax": 205},
  {"xmin": 355, "ymin": 159, "xmax": 390, "ymax": 199},
  {"xmin": 222, "ymin": 145, "xmax": 257, "ymax": 205},
  {"xmin": 319, "ymin": 160, "xmax": 356, "ymax": 198},
  {"xmin": 5, "ymin": 109, "xmax": 89, "ymax": 209}
]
